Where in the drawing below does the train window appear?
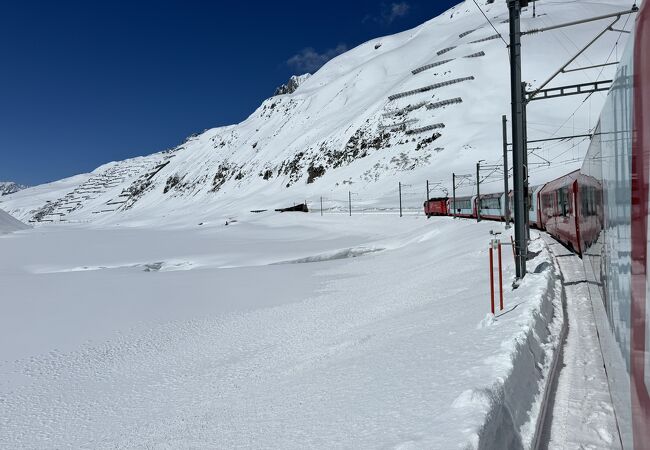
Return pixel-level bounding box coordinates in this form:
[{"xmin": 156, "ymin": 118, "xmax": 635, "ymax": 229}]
[
  {"xmin": 480, "ymin": 197, "xmax": 500, "ymax": 209},
  {"xmin": 559, "ymin": 187, "xmax": 568, "ymax": 217},
  {"xmin": 541, "ymin": 193, "xmax": 552, "ymax": 214},
  {"xmin": 453, "ymin": 199, "xmax": 471, "ymax": 210}
]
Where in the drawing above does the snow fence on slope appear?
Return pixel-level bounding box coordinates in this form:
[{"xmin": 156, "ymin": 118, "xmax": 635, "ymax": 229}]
[{"xmin": 475, "ymin": 237, "xmax": 565, "ymax": 450}]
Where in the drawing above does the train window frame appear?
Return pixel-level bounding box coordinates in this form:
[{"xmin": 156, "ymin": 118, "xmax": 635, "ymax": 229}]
[
  {"xmin": 480, "ymin": 197, "xmax": 500, "ymax": 210},
  {"xmin": 453, "ymin": 198, "xmax": 471, "ymax": 210},
  {"xmin": 559, "ymin": 187, "xmax": 568, "ymax": 217}
]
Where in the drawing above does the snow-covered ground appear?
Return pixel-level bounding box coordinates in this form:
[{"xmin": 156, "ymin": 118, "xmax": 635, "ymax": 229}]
[
  {"xmin": 0, "ymin": 214, "xmax": 563, "ymax": 448},
  {"xmin": 540, "ymin": 235, "xmax": 620, "ymax": 449}
]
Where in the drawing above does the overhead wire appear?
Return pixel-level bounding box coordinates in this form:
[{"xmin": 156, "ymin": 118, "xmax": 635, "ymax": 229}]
[{"xmin": 471, "ymin": 0, "xmax": 509, "ymax": 48}]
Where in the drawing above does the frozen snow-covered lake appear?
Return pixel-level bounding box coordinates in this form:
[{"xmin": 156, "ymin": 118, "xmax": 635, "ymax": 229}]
[{"xmin": 0, "ymin": 213, "xmax": 557, "ymax": 448}]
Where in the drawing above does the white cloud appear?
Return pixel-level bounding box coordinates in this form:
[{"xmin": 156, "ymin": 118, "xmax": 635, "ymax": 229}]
[
  {"xmin": 364, "ymin": 2, "xmax": 411, "ymax": 25},
  {"xmin": 287, "ymin": 44, "xmax": 348, "ymax": 73},
  {"xmin": 385, "ymin": 2, "xmax": 411, "ymax": 23}
]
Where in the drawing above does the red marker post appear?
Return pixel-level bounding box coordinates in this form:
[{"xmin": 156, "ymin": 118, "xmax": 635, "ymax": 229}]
[
  {"xmin": 489, "ymin": 241, "xmax": 495, "ymax": 314},
  {"xmin": 498, "ymin": 240, "xmax": 504, "ymax": 311},
  {"xmin": 489, "ymin": 238, "xmax": 505, "ymax": 314}
]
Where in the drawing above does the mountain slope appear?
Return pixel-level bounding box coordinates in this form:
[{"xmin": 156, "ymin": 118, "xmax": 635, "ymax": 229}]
[
  {"xmin": 0, "ymin": 208, "xmax": 29, "ymax": 234},
  {"xmin": 0, "ymin": 0, "xmax": 631, "ymax": 225}
]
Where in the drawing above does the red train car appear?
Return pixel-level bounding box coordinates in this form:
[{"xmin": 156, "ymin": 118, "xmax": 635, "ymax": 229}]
[
  {"xmin": 423, "ymin": 197, "xmax": 449, "ymax": 217},
  {"xmin": 538, "ymin": 170, "xmax": 582, "ymax": 254},
  {"xmin": 576, "ymin": 173, "xmax": 603, "ymax": 252}
]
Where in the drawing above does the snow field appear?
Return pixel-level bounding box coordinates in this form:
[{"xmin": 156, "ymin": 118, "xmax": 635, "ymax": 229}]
[{"xmin": 0, "ymin": 214, "xmax": 564, "ymax": 448}]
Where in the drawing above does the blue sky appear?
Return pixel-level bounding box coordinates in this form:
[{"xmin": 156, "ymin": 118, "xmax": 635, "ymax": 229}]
[{"xmin": 0, "ymin": 0, "xmax": 457, "ymax": 186}]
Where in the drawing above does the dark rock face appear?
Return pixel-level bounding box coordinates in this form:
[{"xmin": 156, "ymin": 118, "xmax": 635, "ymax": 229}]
[
  {"xmin": 273, "ymin": 74, "xmax": 311, "ymax": 96},
  {"xmin": 307, "ymin": 165, "xmax": 326, "ymax": 184},
  {"xmin": 164, "ymin": 175, "xmax": 182, "ymax": 194}
]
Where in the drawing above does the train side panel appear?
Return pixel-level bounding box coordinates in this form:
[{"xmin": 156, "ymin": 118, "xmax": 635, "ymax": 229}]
[
  {"xmin": 477, "ymin": 192, "xmax": 503, "ymax": 220},
  {"xmin": 630, "ymin": 3, "xmax": 650, "ymax": 444},
  {"xmin": 450, "ymin": 196, "xmax": 475, "ymax": 218},
  {"xmin": 539, "ymin": 170, "xmax": 582, "ymax": 253},
  {"xmin": 423, "ymin": 198, "xmax": 449, "ymax": 217},
  {"xmin": 529, "ymin": 185, "xmax": 543, "ymax": 228},
  {"xmin": 579, "ymin": 4, "xmax": 650, "ymax": 445}
]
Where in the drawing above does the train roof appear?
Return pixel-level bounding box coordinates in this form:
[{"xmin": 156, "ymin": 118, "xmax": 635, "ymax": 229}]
[{"xmin": 540, "ymin": 169, "xmax": 581, "ymax": 193}]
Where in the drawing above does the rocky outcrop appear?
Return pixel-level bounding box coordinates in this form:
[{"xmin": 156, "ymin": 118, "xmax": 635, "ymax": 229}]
[
  {"xmin": 273, "ymin": 74, "xmax": 311, "ymax": 96},
  {"xmin": 0, "ymin": 181, "xmax": 27, "ymax": 196}
]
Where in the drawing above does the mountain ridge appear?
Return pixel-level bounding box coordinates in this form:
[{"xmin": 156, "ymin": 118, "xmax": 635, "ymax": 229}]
[{"xmin": 0, "ymin": 181, "xmax": 28, "ymax": 196}]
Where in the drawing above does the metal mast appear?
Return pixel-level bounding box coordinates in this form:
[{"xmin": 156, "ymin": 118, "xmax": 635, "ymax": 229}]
[{"xmin": 508, "ymin": 0, "xmax": 527, "ymax": 278}]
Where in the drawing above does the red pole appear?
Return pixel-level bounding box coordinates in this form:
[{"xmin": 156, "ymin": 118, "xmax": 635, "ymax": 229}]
[
  {"xmin": 498, "ymin": 241, "xmax": 504, "ymax": 311},
  {"xmin": 489, "ymin": 245, "xmax": 495, "ymax": 314}
]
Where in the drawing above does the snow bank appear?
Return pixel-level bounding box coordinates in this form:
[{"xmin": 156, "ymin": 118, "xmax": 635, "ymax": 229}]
[{"xmin": 475, "ymin": 236, "xmax": 564, "ymax": 449}]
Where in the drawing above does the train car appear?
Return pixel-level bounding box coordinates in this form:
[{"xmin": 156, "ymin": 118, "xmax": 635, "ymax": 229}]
[
  {"xmin": 505, "ymin": 187, "xmax": 543, "ymax": 228},
  {"xmin": 576, "ymin": 3, "xmax": 650, "ymax": 447},
  {"xmin": 576, "ymin": 172, "xmax": 603, "ymax": 251},
  {"xmin": 477, "ymin": 192, "xmax": 504, "ymax": 220},
  {"xmin": 538, "ymin": 170, "xmax": 582, "ymax": 254},
  {"xmin": 423, "ymin": 197, "xmax": 449, "ymax": 217},
  {"xmin": 450, "ymin": 195, "xmax": 475, "ymax": 218},
  {"xmin": 529, "ymin": 185, "xmax": 543, "ymax": 228}
]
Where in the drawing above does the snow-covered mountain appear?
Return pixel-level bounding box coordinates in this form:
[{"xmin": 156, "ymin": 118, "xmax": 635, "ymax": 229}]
[
  {"xmin": 0, "ymin": 182, "xmax": 27, "ymax": 196},
  {"xmin": 0, "ymin": 0, "xmax": 631, "ymax": 225}
]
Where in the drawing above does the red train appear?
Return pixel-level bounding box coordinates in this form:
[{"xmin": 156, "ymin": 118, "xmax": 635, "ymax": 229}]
[
  {"xmin": 423, "ymin": 197, "xmax": 449, "ymax": 216},
  {"xmin": 423, "ymin": 3, "xmax": 649, "ymax": 446}
]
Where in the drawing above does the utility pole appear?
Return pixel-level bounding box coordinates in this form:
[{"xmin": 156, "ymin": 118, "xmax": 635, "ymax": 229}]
[
  {"xmin": 399, "ymin": 182, "xmax": 403, "ymax": 217},
  {"xmin": 502, "ymin": 115, "xmax": 510, "ymax": 228},
  {"xmin": 505, "ymin": 2, "xmax": 638, "ymax": 279},
  {"xmin": 508, "ymin": 0, "xmax": 527, "ymax": 278},
  {"xmin": 348, "ymin": 191, "xmax": 352, "ymax": 216},
  {"xmin": 452, "ymin": 173, "xmax": 456, "ymax": 219},
  {"xmin": 522, "ymin": 82, "xmax": 531, "ymax": 239},
  {"xmin": 426, "ymin": 180, "xmax": 430, "ymax": 203},
  {"xmin": 320, "ymin": 196, "xmax": 323, "ymax": 216},
  {"xmin": 476, "ymin": 161, "xmax": 483, "ymax": 222}
]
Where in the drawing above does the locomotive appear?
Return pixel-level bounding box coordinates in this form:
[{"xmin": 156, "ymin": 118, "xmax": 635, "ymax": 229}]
[{"xmin": 423, "ymin": 2, "xmax": 649, "ymax": 446}]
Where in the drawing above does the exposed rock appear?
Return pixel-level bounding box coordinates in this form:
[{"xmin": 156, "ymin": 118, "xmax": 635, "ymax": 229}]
[
  {"xmin": 273, "ymin": 74, "xmax": 312, "ymax": 96},
  {"xmin": 307, "ymin": 165, "xmax": 326, "ymax": 184},
  {"xmin": 0, "ymin": 181, "xmax": 28, "ymax": 196},
  {"xmin": 164, "ymin": 174, "xmax": 183, "ymax": 194}
]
